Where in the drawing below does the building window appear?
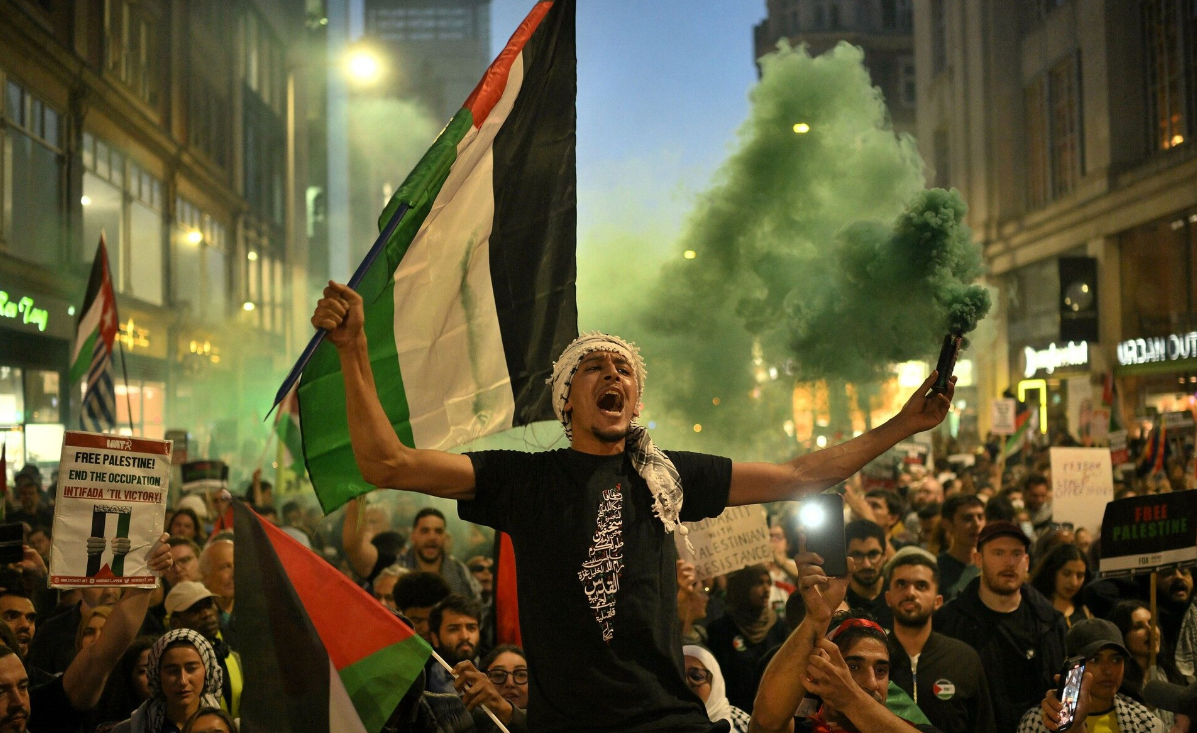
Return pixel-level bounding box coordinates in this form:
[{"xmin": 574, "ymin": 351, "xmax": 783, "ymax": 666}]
[
  {"xmin": 933, "ymin": 128, "xmax": 951, "ymax": 189},
  {"xmin": 931, "ymin": 0, "xmax": 948, "ymax": 74},
  {"xmin": 81, "ymin": 133, "xmax": 165, "ymax": 305},
  {"xmin": 1025, "ymin": 54, "xmax": 1083, "ymax": 209},
  {"xmin": 243, "ymin": 11, "xmax": 287, "ymax": 119},
  {"xmin": 812, "ymin": 2, "xmax": 826, "ymax": 29},
  {"xmin": 114, "ymin": 379, "xmax": 165, "ymax": 439},
  {"xmin": 189, "ymin": 75, "xmax": 231, "ymax": 169},
  {"xmin": 1, "ymin": 76, "xmax": 64, "ymax": 265},
  {"xmin": 1143, "ymin": 0, "xmax": 1195, "ymax": 151},
  {"xmin": 174, "ymin": 198, "xmax": 230, "ymax": 324},
  {"xmin": 900, "ymin": 59, "xmax": 917, "ymax": 107},
  {"xmin": 828, "ymin": 1, "xmax": 841, "ymax": 29},
  {"xmin": 105, "ymin": 0, "xmax": 163, "ymax": 108},
  {"xmin": 242, "ymin": 222, "xmax": 286, "ymax": 335}
]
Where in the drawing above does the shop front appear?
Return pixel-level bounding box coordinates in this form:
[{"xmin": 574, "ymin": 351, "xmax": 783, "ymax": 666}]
[
  {"xmin": 1116, "ymin": 208, "xmax": 1197, "ymax": 428},
  {"xmin": 1010, "ymin": 339, "xmax": 1095, "ymax": 440},
  {"xmin": 0, "ymin": 276, "xmax": 74, "ymax": 477},
  {"xmin": 109, "ymin": 306, "xmax": 173, "ymax": 440}
]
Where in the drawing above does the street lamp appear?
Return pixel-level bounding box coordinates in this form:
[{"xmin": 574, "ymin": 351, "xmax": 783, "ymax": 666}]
[{"xmin": 345, "ymin": 47, "xmax": 383, "ymax": 85}]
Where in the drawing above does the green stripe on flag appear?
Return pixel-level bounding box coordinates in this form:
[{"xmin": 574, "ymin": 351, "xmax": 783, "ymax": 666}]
[
  {"xmin": 299, "ymin": 109, "xmax": 473, "ymax": 513},
  {"xmin": 338, "ymin": 635, "xmax": 431, "ymax": 733},
  {"xmin": 69, "ymin": 330, "xmax": 99, "ymax": 384}
]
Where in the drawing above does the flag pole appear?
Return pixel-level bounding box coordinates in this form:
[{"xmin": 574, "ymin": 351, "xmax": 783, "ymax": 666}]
[
  {"xmin": 430, "ymin": 649, "xmax": 512, "ymax": 733},
  {"xmin": 115, "ymin": 331, "xmax": 135, "ymax": 435},
  {"xmin": 267, "ymin": 202, "xmax": 412, "ymax": 419}
]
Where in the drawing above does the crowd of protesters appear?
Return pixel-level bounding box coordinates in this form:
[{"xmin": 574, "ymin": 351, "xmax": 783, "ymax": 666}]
[{"xmin": 0, "ymin": 416, "xmax": 1194, "ymax": 733}]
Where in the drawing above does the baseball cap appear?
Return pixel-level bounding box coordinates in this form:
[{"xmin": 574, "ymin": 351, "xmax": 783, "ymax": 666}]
[
  {"xmin": 976, "ymin": 520, "xmax": 1031, "ymax": 549},
  {"xmin": 1065, "ymin": 618, "xmax": 1130, "ymax": 659},
  {"xmin": 176, "ymin": 494, "xmax": 209, "ymax": 520},
  {"xmin": 165, "ymin": 581, "xmax": 217, "ymax": 614},
  {"xmin": 14, "ymin": 465, "xmax": 40, "ymax": 486},
  {"xmin": 1144, "ymin": 679, "xmax": 1197, "ymax": 717},
  {"xmin": 883, "ymin": 545, "xmax": 938, "ymax": 581}
]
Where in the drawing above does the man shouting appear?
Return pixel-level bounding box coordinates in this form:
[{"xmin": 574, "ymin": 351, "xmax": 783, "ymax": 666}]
[{"xmin": 311, "ymin": 282, "xmax": 954, "ymax": 733}]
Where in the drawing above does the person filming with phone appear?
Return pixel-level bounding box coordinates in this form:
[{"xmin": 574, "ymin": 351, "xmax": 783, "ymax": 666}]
[
  {"xmin": 750, "ymin": 547, "xmax": 941, "ymax": 733},
  {"xmin": 1018, "ymin": 618, "xmax": 1164, "ymax": 733}
]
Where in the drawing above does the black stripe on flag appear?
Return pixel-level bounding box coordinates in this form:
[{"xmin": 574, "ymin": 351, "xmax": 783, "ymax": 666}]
[
  {"xmin": 234, "ymin": 501, "xmax": 330, "ymax": 733},
  {"xmin": 488, "ymin": 0, "xmax": 578, "ymax": 425}
]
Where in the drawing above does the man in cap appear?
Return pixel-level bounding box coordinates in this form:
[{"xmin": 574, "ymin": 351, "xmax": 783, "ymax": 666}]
[
  {"xmin": 935, "ymin": 521, "xmax": 1067, "ymax": 733},
  {"xmin": 165, "ymin": 580, "xmax": 242, "ymax": 717},
  {"xmin": 312, "ymin": 285, "xmax": 954, "ymax": 733},
  {"xmin": 1019, "ymin": 618, "xmax": 1164, "ymax": 733}
]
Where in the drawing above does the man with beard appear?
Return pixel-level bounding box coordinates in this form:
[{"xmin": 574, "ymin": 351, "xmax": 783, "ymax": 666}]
[
  {"xmin": 844, "ymin": 520, "xmax": 892, "ymax": 628},
  {"xmin": 936, "ymin": 495, "xmax": 985, "ymax": 601},
  {"xmin": 751, "ymin": 551, "xmax": 939, "ymax": 733},
  {"xmin": 1155, "ymin": 566, "xmax": 1192, "ymax": 651},
  {"xmin": 427, "ymin": 595, "xmax": 484, "ymax": 694},
  {"xmin": 1022, "ymin": 474, "xmax": 1052, "ymax": 537},
  {"xmin": 312, "ymin": 287, "xmax": 953, "ymax": 733},
  {"xmin": 708, "ymin": 565, "xmax": 790, "ymax": 713},
  {"xmin": 884, "ymin": 549, "xmax": 995, "ymax": 733},
  {"xmin": 165, "ymin": 581, "xmax": 243, "ymax": 717},
  {"xmin": 935, "ymin": 522, "xmax": 1065, "ymax": 733},
  {"xmin": 398, "ymin": 509, "xmax": 479, "ymax": 600}
]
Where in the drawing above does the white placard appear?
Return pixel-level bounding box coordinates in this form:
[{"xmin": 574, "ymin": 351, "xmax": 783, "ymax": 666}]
[
  {"xmin": 991, "ymin": 399, "xmax": 1017, "ymax": 435},
  {"xmin": 1050, "ymin": 447, "xmax": 1114, "ymax": 534},
  {"xmin": 50, "ymin": 431, "xmax": 171, "ymax": 587},
  {"xmin": 675, "ymin": 504, "xmax": 771, "ymax": 580}
]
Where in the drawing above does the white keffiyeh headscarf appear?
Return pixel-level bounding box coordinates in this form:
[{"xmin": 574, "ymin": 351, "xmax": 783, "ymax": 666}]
[
  {"xmin": 128, "ymin": 628, "xmax": 223, "ymax": 733},
  {"xmin": 548, "ymin": 332, "xmax": 689, "ymax": 545}
]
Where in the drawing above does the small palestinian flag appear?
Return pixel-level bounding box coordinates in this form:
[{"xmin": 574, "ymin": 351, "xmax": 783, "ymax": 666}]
[
  {"xmin": 1002, "ymin": 405, "xmax": 1035, "ymax": 461},
  {"xmin": 71, "ymin": 236, "xmax": 120, "ymax": 432},
  {"xmin": 275, "ymin": 387, "xmax": 306, "ymax": 487},
  {"xmin": 298, "ymin": 0, "xmax": 577, "ymax": 512},
  {"xmin": 234, "ymin": 501, "xmax": 430, "ymax": 733}
]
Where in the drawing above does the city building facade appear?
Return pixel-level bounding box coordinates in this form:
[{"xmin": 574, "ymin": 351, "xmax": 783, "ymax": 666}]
[
  {"xmin": 0, "ymin": 0, "xmax": 321, "ymax": 479},
  {"xmin": 915, "ymin": 0, "xmax": 1197, "ymax": 440}
]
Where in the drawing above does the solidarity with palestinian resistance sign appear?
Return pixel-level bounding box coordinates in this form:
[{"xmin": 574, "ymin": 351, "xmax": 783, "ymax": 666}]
[
  {"xmin": 1099, "ymin": 489, "xmax": 1197, "ymax": 576},
  {"xmin": 676, "ymin": 504, "xmax": 772, "ymax": 580},
  {"xmin": 50, "ymin": 431, "xmax": 171, "ymax": 587}
]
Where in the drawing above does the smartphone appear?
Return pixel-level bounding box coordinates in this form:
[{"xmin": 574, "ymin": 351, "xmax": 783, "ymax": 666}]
[
  {"xmin": 1056, "ymin": 655, "xmax": 1087, "ymax": 733},
  {"xmin": 932, "ymin": 334, "xmax": 962, "ymax": 393},
  {"xmin": 0, "ymin": 524, "xmax": 24, "ymax": 565},
  {"xmin": 798, "ymin": 493, "xmax": 848, "ymax": 577}
]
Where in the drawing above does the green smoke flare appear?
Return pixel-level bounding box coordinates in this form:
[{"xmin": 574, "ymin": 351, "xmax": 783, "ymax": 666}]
[{"xmin": 601, "ymin": 41, "xmax": 990, "ymax": 458}]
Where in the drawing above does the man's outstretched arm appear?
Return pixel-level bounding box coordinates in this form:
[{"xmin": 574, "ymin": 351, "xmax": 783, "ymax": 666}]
[
  {"xmin": 313, "ymin": 282, "xmax": 476, "ymax": 499},
  {"xmin": 728, "ymin": 372, "xmax": 953, "ymax": 507}
]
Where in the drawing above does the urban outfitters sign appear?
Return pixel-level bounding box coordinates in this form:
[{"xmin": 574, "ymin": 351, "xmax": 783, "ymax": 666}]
[
  {"xmin": 1118, "ymin": 333, "xmax": 1197, "ymax": 365},
  {"xmin": 0, "ymin": 289, "xmax": 49, "ymax": 332}
]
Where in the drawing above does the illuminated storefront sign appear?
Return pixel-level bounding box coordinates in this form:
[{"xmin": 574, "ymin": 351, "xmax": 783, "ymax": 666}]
[
  {"xmin": 1023, "ymin": 341, "xmax": 1089, "ymax": 378},
  {"xmin": 1117, "ymin": 332, "xmax": 1197, "ymax": 365},
  {"xmin": 0, "ymin": 290, "xmax": 49, "ymax": 332}
]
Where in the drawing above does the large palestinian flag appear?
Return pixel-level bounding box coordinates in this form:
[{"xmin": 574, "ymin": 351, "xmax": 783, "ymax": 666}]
[
  {"xmin": 234, "ymin": 501, "xmax": 430, "ymax": 733},
  {"xmin": 70, "ymin": 236, "xmax": 121, "ymax": 432},
  {"xmin": 298, "ymin": 0, "xmax": 577, "ymax": 512}
]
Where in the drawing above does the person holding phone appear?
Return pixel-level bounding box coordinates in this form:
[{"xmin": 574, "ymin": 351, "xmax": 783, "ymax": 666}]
[
  {"xmin": 750, "ymin": 549, "xmax": 940, "ymax": 733},
  {"xmin": 312, "ymin": 286, "xmax": 956, "ymax": 733},
  {"xmin": 1017, "ymin": 619, "xmax": 1164, "ymax": 733}
]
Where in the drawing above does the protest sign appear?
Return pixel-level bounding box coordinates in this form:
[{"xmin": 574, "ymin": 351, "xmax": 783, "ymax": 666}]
[
  {"xmin": 181, "ymin": 460, "xmax": 227, "ymax": 494},
  {"xmin": 676, "ymin": 504, "xmax": 771, "ymax": 580},
  {"xmin": 991, "ymin": 399, "xmax": 1017, "ymax": 435},
  {"xmin": 894, "ymin": 442, "xmax": 932, "ymax": 469},
  {"xmin": 1099, "ymin": 490, "xmax": 1197, "ymax": 576},
  {"xmin": 1051, "ymin": 448, "xmax": 1114, "ymax": 534},
  {"xmin": 50, "ymin": 432, "xmax": 171, "ymax": 587},
  {"xmin": 1109, "ymin": 430, "xmax": 1130, "ymax": 465}
]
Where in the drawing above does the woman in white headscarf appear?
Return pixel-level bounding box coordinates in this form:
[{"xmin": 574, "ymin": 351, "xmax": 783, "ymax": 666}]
[
  {"xmin": 111, "ymin": 628, "xmax": 223, "ymax": 733},
  {"xmin": 683, "ymin": 644, "xmax": 751, "ymax": 733}
]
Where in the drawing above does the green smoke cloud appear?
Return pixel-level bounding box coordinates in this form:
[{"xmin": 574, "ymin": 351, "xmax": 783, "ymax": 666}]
[{"xmin": 585, "ymin": 41, "xmax": 991, "ymax": 458}]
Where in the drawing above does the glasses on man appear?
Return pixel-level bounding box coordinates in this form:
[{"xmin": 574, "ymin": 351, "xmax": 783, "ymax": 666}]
[
  {"xmin": 847, "ymin": 549, "xmax": 884, "ymax": 564},
  {"xmin": 685, "ymin": 668, "xmax": 712, "ymax": 687},
  {"xmin": 487, "ymin": 668, "xmax": 529, "ymax": 685},
  {"xmin": 469, "ymin": 563, "xmax": 493, "ymax": 573}
]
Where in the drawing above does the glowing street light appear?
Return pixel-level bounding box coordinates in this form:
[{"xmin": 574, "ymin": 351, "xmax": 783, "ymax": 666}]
[
  {"xmin": 186, "ymin": 230, "xmax": 203, "ymax": 244},
  {"xmin": 683, "ymin": 250, "xmax": 697, "ymax": 259},
  {"xmin": 793, "ymin": 123, "xmax": 810, "ymax": 134},
  {"xmin": 242, "ymin": 301, "xmax": 256, "ymax": 312},
  {"xmin": 247, "ymin": 250, "xmax": 259, "ymax": 261},
  {"xmin": 345, "ymin": 48, "xmax": 383, "ymax": 85}
]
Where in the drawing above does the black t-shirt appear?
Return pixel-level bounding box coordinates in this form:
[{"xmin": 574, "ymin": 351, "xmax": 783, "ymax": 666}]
[
  {"xmin": 845, "ymin": 585, "xmax": 893, "ymax": 629},
  {"xmin": 460, "ymin": 448, "xmax": 732, "ymax": 733},
  {"xmin": 977, "ymin": 603, "xmax": 1041, "ymax": 726},
  {"xmin": 936, "ymin": 553, "xmax": 968, "ymax": 593},
  {"xmin": 30, "ymin": 673, "xmax": 85, "ymax": 732}
]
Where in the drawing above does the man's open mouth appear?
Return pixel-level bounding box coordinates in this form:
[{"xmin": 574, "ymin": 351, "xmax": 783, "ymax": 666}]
[{"xmin": 597, "ymin": 389, "xmax": 624, "ymax": 416}]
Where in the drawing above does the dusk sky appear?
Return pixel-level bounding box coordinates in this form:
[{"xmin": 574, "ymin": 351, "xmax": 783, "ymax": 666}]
[{"xmin": 490, "ymin": 1, "xmax": 767, "ymax": 237}]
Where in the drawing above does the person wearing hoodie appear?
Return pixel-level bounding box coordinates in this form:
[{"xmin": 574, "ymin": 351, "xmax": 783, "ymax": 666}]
[{"xmin": 934, "ymin": 521, "xmax": 1066, "ymax": 733}]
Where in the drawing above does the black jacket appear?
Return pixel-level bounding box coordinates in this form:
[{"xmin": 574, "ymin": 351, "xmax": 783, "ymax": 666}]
[
  {"xmin": 890, "ymin": 630, "xmax": 997, "ymax": 733},
  {"xmin": 933, "ymin": 579, "xmax": 1067, "ymax": 733}
]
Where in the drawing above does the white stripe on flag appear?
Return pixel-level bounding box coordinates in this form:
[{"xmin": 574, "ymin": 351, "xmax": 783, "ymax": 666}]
[
  {"xmin": 72, "ymin": 292, "xmax": 106, "ymax": 365},
  {"xmin": 393, "ymin": 53, "xmax": 526, "ymax": 450},
  {"xmin": 327, "ymin": 658, "xmax": 369, "ymax": 733}
]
